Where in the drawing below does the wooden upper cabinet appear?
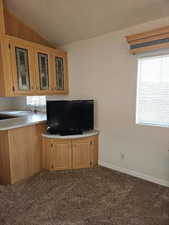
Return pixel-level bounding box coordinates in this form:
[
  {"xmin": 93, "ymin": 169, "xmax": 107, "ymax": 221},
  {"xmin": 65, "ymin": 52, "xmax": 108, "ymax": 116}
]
[
  {"xmin": 34, "ymin": 46, "xmax": 53, "ymax": 95},
  {"xmin": 51, "ymin": 51, "xmax": 69, "ymax": 94},
  {"xmin": 0, "ymin": 1, "xmax": 69, "ymax": 96},
  {"xmin": 10, "ymin": 38, "xmax": 36, "ymax": 95},
  {"xmin": 0, "ymin": 35, "xmax": 69, "ymax": 96}
]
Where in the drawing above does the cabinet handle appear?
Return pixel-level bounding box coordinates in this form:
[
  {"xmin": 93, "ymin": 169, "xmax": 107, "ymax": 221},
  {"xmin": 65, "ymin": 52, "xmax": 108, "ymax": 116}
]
[
  {"xmin": 51, "ymin": 143, "xmax": 53, "ymax": 147},
  {"xmin": 12, "ymin": 86, "xmax": 15, "ymax": 92},
  {"xmin": 90, "ymin": 141, "xmax": 93, "ymax": 145}
]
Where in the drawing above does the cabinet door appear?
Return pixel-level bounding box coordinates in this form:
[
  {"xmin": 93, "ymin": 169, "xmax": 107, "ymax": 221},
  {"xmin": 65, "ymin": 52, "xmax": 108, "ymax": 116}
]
[
  {"xmin": 0, "ymin": 38, "xmax": 14, "ymax": 96},
  {"xmin": 8, "ymin": 125, "xmax": 44, "ymax": 184},
  {"xmin": 90, "ymin": 136, "xmax": 98, "ymax": 168},
  {"xmin": 0, "ymin": 131, "xmax": 11, "ymax": 184},
  {"xmin": 72, "ymin": 138, "xmax": 92, "ymax": 169},
  {"xmin": 10, "ymin": 39, "xmax": 36, "ymax": 95},
  {"xmin": 44, "ymin": 139, "xmax": 72, "ymax": 171},
  {"xmin": 52, "ymin": 51, "xmax": 69, "ymax": 94},
  {"xmin": 34, "ymin": 47, "xmax": 52, "ymax": 94}
]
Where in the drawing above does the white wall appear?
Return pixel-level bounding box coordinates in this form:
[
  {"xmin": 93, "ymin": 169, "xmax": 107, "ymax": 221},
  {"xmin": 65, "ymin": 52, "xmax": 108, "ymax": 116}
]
[{"xmin": 63, "ymin": 17, "xmax": 169, "ymax": 185}]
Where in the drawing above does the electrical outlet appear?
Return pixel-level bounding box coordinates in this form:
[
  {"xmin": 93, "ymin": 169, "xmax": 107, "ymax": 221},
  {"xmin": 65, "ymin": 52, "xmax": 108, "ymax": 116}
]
[{"xmin": 120, "ymin": 152, "xmax": 125, "ymax": 160}]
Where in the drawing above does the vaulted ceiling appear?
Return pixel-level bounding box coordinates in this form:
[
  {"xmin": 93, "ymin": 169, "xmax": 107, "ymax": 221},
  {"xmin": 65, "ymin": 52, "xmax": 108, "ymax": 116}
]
[{"xmin": 5, "ymin": 0, "xmax": 169, "ymax": 46}]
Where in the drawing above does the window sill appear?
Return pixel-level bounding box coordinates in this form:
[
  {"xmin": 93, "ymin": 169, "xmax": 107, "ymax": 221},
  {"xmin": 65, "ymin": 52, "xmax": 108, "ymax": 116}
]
[{"xmin": 136, "ymin": 122, "xmax": 169, "ymax": 129}]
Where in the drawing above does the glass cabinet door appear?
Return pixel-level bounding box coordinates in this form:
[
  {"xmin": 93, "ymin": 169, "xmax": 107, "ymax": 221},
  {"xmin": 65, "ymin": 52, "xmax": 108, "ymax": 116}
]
[
  {"xmin": 55, "ymin": 56, "xmax": 64, "ymax": 90},
  {"xmin": 38, "ymin": 52, "xmax": 49, "ymax": 90},
  {"xmin": 15, "ymin": 47, "xmax": 30, "ymax": 91}
]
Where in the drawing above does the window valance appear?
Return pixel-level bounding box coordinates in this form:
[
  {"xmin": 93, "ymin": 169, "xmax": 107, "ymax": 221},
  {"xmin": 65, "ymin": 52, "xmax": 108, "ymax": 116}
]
[{"xmin": 126, "ymin": 26, "xmax": 169, "ymax": 54}]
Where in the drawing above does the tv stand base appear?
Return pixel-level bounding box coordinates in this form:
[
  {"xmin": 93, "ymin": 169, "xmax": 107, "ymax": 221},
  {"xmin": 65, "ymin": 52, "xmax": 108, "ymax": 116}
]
[{"xmin": 42, "ymin": 130, "xmax": 99, "ymax": 171}]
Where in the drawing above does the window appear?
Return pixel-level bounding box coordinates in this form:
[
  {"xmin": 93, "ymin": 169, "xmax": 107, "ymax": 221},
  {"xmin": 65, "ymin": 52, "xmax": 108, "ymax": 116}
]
[
  {"xmin": 136, "ymin": 54, "xmax": 169, "ymax": 127},
  {"xmin": 27, "ymin": 96, "xmax": 46, "ymax": 107}
]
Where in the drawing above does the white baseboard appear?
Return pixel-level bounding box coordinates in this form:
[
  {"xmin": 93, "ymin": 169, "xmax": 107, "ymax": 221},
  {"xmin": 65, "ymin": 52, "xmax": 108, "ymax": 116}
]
[{"xmin": 99, "ymin": 161, "xmax": 169, "ymax": 188}]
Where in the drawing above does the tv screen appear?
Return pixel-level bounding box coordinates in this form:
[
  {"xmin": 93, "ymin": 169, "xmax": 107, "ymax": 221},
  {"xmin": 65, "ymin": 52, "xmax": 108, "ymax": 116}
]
[{"xmin": 47, "ymin": 100, "xmax": 94, "ymax": 135}]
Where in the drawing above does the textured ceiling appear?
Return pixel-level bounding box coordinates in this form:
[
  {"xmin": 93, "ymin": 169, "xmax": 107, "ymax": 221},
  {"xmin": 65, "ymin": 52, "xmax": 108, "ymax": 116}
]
[{"xmin": 5, "ymin": 0, "xmax": 169, "ymax": 46}]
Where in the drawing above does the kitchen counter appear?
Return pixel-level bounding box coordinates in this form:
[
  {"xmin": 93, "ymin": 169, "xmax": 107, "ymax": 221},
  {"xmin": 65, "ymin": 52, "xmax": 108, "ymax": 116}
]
[{"xmin": 0, "ymin": 110, "xmax": 47, "ymax": 131}]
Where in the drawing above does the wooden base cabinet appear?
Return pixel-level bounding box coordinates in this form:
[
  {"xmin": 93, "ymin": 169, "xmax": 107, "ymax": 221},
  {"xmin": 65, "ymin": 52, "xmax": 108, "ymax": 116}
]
[
  {"xmin": 0, "ymin": 124, "xmax": 46, "ymax": 184},
  {"xmin": 42, "ymin": 134, "xmax": 98, "ymax": 171}
]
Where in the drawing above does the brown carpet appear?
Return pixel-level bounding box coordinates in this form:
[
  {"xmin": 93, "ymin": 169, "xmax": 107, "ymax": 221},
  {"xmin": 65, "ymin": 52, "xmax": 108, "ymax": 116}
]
[{"xmin": 0, "ymin": 167, "xmax": 168, "ymax": 225}]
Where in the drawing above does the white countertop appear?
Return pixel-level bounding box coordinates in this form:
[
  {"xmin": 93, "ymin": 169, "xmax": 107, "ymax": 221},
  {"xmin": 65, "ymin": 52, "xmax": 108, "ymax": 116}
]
[
  {"xmin": 42, "ymin": 130, "xmax": 99, "ymax": 139},
  {"xmin": 0, "ymin": 110, "xmax": 47, "ymax": 131}
]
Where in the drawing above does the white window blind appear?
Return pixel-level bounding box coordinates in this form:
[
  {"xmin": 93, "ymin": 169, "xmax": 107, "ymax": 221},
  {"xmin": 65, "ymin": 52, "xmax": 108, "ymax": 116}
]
[
  {"xmin": 136, "ymin": 54, "xmax": 169, "ymax": 127},
  {"xmin": 27, "ymin": 96, "xmax": 46, "ymax": 107}
]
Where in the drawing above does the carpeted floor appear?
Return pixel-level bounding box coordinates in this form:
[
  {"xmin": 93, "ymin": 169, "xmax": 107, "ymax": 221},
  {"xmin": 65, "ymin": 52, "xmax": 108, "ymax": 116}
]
[{"xmin": 0, "ymin": 167, "xmax": 169, "ymax": 225}]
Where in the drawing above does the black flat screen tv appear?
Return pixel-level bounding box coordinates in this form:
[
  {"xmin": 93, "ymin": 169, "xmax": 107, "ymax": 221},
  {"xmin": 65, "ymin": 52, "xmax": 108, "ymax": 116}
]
[{"xmin": 47, "ymin": 100, "xmax": 94, "ymax": 135}]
